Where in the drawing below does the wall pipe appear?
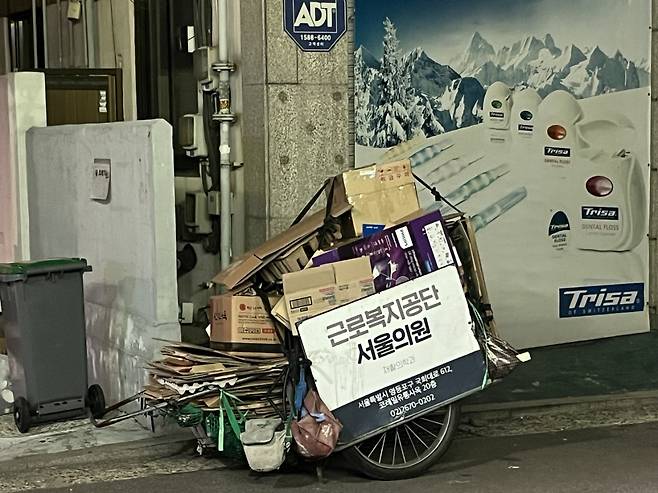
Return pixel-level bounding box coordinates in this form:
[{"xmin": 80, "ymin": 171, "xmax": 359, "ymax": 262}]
[
  {"xmin": 81, "ymin": 0, "xmax": 89, "ymax": 67},
  {"xmin": 32, "ymin": 0, "xmax": 38, "ymax": 67},
  {"xmin": 68, "ymin": 15, "xmax": 73, "ymax": 66},
  {"xmin": 84, "ymin": 0, "xmax": 97, "ymax": 67},
  {"xmin": 41, "ymin": 0, "xmax": 48, "ymax": 67},
  {"xmin": 229, "ymin": 0, "xmax": 245, "ymax": 256},
  {"xmin": 217, "ymin": 0, "xmax": 232, "ymax": 270},
  {"xmin": 56, "ymin": 0, "xmax": 63, "ymax": 66}
]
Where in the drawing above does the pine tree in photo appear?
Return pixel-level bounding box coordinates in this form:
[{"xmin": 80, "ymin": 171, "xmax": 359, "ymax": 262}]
[
  {"xmin": 406, "ymin": 92, "xmax": 427, "ymax": 140},
  {"xmin": 420, "ymin": 97, "xmax": 444, "ymax": 136},
  {"xmin": 354, "ymin": 48, "xmax": 374, "ymax": 146},
  {"xmin": 373, "ymin": 17, "xmax": 411, "ymax": 148}
]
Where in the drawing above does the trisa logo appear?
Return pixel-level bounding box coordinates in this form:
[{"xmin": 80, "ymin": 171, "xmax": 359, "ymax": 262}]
[
  {"xmin": 294, "ymin": 1, "xmax": 337, "ymax": 29},
  {"xmin": 544, "ymin": 146, "xmax": 571, "ymax": 157},
  {"xmin": 581, "ymin": 206, "xmax": 619, "ymax": 221},
  {"xmin": 548, "ymin": 211, "xmax": 570, "ymax": 236},
  {"xmin": 559, "ymin": 283, "xmax": 644, "ymax": 318}
]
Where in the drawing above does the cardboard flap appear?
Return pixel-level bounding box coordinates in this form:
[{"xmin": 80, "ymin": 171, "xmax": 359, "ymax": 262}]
[
  {"xmin": 349, "ymin": 184, "xmax": 419, "ymax": 228},
  {"xmin": 332, "ymin": 257, "xmax": 373, "ymax": 284},
  {"xmin": 212, "ymin": 198, "xmax": 351, "ymax": 289},
  {"xmin": 341, "ymin": 160, "xmax": 413, "ymax": 196},
  {"xmin": 282, "ymin": 265, "xmax": 335, "ymax": 293}
]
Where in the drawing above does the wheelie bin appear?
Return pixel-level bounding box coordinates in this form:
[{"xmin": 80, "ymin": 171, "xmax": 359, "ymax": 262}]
[{"xmin": 0, "ymin": 258, "xmax": 105, "ymax": 432}]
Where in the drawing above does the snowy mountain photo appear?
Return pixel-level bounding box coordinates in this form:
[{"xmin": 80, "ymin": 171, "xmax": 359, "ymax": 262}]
[
  {"xmin": 456, "ymin": 32, "xmax": 643, "ymax": 99},
  {"xmin": 355, "ymin": 0, "xmax": 650, "ymax": 147},
  {"xmin": 354, "ymin": 20, "xmax": 486, "ymax": 147}
]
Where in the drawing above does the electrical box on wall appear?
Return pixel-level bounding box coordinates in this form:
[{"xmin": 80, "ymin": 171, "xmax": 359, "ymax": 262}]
[
  {"xmin": 193, "ymin": 47, "xmax": 218, "ymax": 88},
  {"xmin": 208, "ymin": 191, "xmax": 221, "ymax": 216},
  {"xmin": 180, "ymin": 114, "xmax": 208, "ymax": 158},
  {"xmin": 185, "ymin": 192, "xmax": 212, "ymax": 235}
]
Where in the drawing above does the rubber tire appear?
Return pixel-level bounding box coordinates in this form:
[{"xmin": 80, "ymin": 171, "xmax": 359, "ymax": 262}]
[
  {"xmin": 86, "ymin": 384, "xmax": 106, "ymax": 419},
  {"xmin": 343, "ymin": 403, "xmax": 461, "ymax": 481},
  {"xmin": 13, "ymin": 397, "xmax": 31, "ymax": 434}
]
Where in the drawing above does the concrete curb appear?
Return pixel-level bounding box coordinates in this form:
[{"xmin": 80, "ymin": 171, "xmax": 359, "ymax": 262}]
[
  {"xmin": 463, "ymin": 390, "xmax": 658, "ymax": 417},
  {"xmin": 0, "ymin": 430, "xmax": 197, "ymax": 469}
]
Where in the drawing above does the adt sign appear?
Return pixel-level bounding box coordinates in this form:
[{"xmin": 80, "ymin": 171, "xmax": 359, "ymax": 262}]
[{"xmin": 284, "ymin": 0, "xmax": 347, "ymax": 52}]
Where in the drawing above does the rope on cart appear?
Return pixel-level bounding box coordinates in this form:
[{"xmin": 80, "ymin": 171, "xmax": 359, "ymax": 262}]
[{"xmin": 412, "ymin": 172, "xmax": 464, "ymax": 215}]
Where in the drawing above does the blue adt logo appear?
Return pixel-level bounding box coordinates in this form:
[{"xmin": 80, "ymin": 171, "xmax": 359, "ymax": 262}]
[
  {"xmin": 559, "ymin": 283, "xmax": 644, "ymax": 318},
  {"xmin": 284, "ymin": 0, "xmax": 347, "ymax": 52}
]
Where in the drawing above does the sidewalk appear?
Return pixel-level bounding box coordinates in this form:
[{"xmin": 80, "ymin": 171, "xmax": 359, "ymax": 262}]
[
  {"xmin": 1, "ymin": 394, "xmax": 657, "ymax": 492},
  {"xmin": 0, "ymin": 412, "xmax": 181, "ymax": 463},
  {"xmin": 7, "ymin": 421, "xmax": 658, "ymax": 492}
]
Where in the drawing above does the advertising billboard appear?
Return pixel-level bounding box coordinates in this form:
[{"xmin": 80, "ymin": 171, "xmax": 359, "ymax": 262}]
[{"xmin": 354, "ymin": 0, "xmax": 651, "ymax": 347}]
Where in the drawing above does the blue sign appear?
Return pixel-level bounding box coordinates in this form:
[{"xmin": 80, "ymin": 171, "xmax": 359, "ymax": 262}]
[
  {"xmin": 559, "ymin": 282, "xmax": 645, "ymax": 318},
  {"xmin": 283, "ymin": 0, "xmax": 347, "ymax": 52},
  {"xmin": 362, "ymin": 224, "xmax": 385, "ymax": 237}
]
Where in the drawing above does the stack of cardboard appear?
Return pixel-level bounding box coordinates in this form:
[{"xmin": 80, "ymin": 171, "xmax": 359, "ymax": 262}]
[
  {"xmin": 209, "ymin": 163, "xmax": 425, "ymax": 349},
  {"xmin": 144, "ymin": 340, "xmax": 287, "ymax": 417}
]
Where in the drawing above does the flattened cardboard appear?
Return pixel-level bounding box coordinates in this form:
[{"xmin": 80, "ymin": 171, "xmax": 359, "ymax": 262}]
[{"xmin": 212, "ymin": 199, "xmax": 351, "ymax": 290}]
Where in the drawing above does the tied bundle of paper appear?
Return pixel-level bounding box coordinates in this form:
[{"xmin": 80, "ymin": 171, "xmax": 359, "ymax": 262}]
[{"xmin": 144, "ymin": 340, "xmax": 287, "ymax": 418}]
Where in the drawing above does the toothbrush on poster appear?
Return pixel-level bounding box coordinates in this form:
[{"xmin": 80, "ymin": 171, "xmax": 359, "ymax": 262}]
[
  {"xmin": 436, "ymin": 164, "xmax": 512, "ymax": 213},
  {"xmin": 472, "ymin": 187, "xmax": 528, "ymax": 232},
  {"xmin": 426, "ymin": 153, "xmax": 486, "ymax": 183},
  {"xmin": 409, "ymin": 141, "xmax": 455, "ymax": 168}
]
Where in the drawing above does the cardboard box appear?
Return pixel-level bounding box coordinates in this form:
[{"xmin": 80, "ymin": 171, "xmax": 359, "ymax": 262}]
[
  {"xmin": 313, "ymin": 210, "xmax": 456, "ymax": 292},
  {"xmin": 210, "ymin": 293, "xmax": 282, "ymax": 353},
  {"xmin": 283, "ymin": 257, "xmax": 375, "ymax": 330},
  {"xmin": 333, "ymin": 161, "xmax": 420, "ymax": 236},
  {"xmin": 212, "ymin": 195, "xmax": 351, "ymax": 290}
]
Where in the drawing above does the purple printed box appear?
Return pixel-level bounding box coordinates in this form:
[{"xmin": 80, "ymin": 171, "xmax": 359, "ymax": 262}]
[{"xmin": 313, "ymin": 211, "xmax": 456, "ymax": 292}]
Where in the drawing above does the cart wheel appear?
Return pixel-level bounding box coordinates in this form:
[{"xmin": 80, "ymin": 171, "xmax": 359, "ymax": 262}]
[
  {"xmin": 343, "ymin": 403, "xmax": 461, "ymax": 480},
  {"xmin": 86, "ymin": 384, "xmax": 106, "ymax": 419},
  {"xmin": 13, "ymin": 397, "xmax": 31, "ymax": 434}
]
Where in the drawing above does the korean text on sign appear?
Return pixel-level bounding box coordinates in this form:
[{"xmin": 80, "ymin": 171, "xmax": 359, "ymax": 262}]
[{"xmin": 326, "ymin": 284, "xmax": 442, "ymax": 347}]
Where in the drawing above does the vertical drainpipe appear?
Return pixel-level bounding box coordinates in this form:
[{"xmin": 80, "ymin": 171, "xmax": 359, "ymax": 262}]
[
  {"xmin": 216, "ymin": 0, "xmax": 233, "ymax": 270},
  {"xmin": 56, "ymin": 0, "xmax": 63, "ymax": 67},
  {"xmin": 68, "ymin": 14, "xmax": 74, "ymax": 66},
  {"xmin": 81, "ymin": 0, "xmax": 89, "ymax": 67},
  {"xmin": 230, "ymin": 0, "xmax": 245, "ymax": 257},
  {"xmin": 41, "ymin": 0, "xmax": 48, "ymax": 68},
  {"xmin": 32, "ymin": 0, "xmax": 38, "ymax": 68}
]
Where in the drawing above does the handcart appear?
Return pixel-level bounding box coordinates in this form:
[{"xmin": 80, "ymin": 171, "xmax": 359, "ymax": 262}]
[{"xmin": 90, "ymin": 174, "xmax": 523, "ymax": 481}]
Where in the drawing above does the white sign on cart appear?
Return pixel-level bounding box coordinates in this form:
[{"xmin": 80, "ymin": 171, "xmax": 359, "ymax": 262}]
[{"xmin": 298, "ymin": 264, "xmax": 486, "ymax": 445}]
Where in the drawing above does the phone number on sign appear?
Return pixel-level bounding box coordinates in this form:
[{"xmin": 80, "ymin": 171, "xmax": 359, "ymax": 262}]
[
  {"xmin": 300, "ymin": 34, "xmax": 333, "ymax": 41},
  {"xmin": 389, "ymin": 394, "xmax": 435, "ymax": 418}
]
